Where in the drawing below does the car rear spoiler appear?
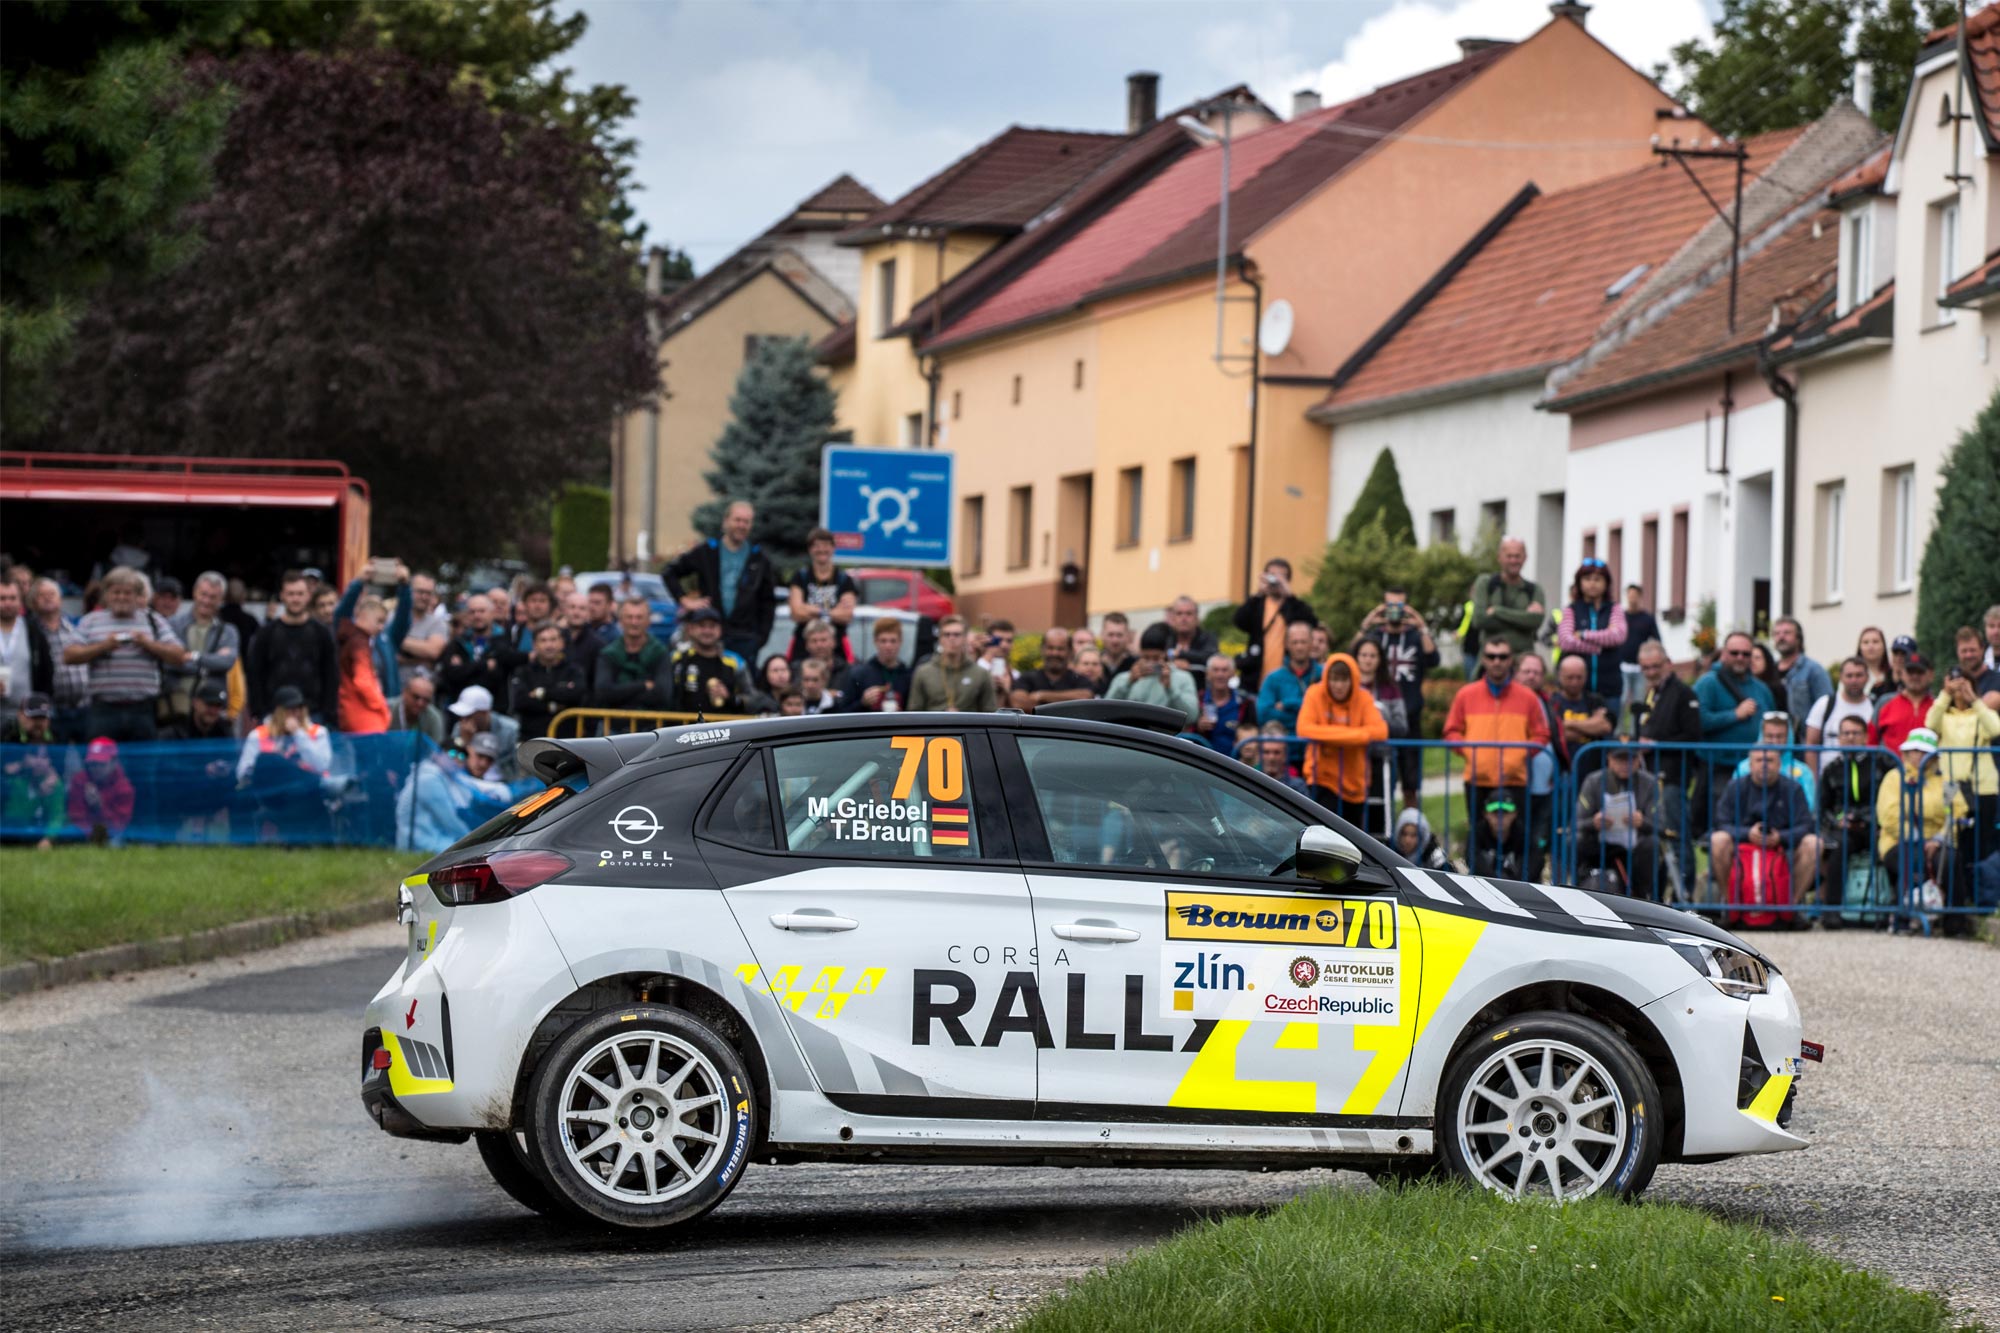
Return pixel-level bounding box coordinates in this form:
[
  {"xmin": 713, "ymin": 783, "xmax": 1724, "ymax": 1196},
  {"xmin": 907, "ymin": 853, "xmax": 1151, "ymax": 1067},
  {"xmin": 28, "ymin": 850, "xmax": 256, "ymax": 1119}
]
[
  {"xmin": 1032, "ymin": 699, "xmax": 1188, "ymax": 735},
  {"xmin": 518, "ymin": 735, "xmax": 640, "ymax": 787}
]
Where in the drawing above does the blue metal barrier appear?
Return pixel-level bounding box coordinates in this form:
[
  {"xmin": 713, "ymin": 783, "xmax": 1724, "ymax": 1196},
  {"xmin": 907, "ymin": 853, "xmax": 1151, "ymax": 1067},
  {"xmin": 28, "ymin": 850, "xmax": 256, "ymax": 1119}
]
[{"xmin": 1, "ymin": 733, "xmax": 536, "ymax": 853}]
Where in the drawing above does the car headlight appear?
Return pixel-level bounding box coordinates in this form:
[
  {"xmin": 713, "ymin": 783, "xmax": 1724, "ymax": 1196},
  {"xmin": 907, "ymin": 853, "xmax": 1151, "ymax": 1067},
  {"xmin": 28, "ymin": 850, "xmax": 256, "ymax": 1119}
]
[{"xmin": 1658, "ymin": 933, "xmax": 1770, "ymax": 999}]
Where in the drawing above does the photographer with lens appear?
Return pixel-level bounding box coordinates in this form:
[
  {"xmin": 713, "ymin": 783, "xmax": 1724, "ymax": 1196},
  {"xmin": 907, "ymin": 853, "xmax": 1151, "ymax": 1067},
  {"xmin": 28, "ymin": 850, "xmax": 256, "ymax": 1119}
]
[
  {"xmin": 1355, "ymin": 585, "xmax": 1438, "ymax": 810},
  {"xmin": 1230, "ymin": 558, "xmax": 1316, "ymax": 693}
]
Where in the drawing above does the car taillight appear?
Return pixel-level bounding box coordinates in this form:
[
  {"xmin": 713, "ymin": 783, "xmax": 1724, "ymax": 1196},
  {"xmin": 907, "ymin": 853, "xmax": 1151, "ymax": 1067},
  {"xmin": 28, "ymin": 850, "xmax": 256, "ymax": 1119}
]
[{"xmin": 428, "ymin": 850, "xmax": 573, "ymax": 906}]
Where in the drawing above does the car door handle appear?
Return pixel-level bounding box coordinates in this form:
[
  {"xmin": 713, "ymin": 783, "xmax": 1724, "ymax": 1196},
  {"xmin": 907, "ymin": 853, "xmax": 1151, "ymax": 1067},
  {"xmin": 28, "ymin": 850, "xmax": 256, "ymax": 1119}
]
[
  {"xmin": 1051, "ymin": 922, "xmax": 1141, "ymax": 943},
  {"xmin": 769, "ymin": 911, "xmax": 859, "ymax": 932}
]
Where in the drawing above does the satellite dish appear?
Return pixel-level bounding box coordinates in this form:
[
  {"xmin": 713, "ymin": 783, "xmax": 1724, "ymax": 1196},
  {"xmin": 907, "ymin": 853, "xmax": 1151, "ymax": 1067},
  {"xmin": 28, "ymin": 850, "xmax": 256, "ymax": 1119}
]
[{"xmin": 1258, "ymin": 299, "xmax": 1295, "ymax": 357}]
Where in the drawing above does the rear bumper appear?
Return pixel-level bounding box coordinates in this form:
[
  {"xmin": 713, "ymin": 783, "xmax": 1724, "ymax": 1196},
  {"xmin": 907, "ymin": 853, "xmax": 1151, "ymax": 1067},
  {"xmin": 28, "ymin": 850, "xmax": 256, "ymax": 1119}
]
[{"xmin": 360, "ymin": 1027, "xmax": 469, "ymax": 1143}]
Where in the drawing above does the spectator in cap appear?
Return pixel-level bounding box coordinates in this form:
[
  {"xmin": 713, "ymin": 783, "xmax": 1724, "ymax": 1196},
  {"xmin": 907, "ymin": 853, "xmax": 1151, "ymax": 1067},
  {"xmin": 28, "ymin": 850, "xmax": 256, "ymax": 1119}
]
[
  {"xmin": 446, "ymin": 684, "xmax": 519, "ymax": 776},
  {"xmin": 1870, "ymin": 650, "xmax": 1936, "ymax": 756},
  {"xmin": 66, "ymin": 566, "xmax": 188, "ymax": 742},
  {"xmin": 462, "ymin": 731, "xmax": 512, "ymax": 799},
  {"xmin": 389, "ymin": 668, "xmax": 447, "ymax": 747},
  {"xmin": 1876, "ymin": 728, "xmax": 1972, "ymax": 931},
  {"xmin": 246, "ymin": 571, "xmax": 338, "ymax": 724},
  {"xmin": 150, "ymin": 576, "xmax": 183, "ymax": 620},
  {"xmin": 167, "ymin": 678, "xmax": 237, "ymax": 742},
  {"xmin": 671, "ymin": 605, "xmax": 755, "ymax": 714},
  {"xmin": 238, "ymin": 685, "xmax": 331, "ymax": 785},
  {"xmin": 1573, "ymin": 741, "xmax": 1665, "ymax": 898},
  {"xmin": 68, "ymin": 737, "xmax": 135, "ymax": 844},
  {"xmin": 1471, "ymin": 789, "xmax": 1525, "ymax": 881},
  {"xmin": 2, "ymin": 695, "xmax": 65, "ymax": 847}
]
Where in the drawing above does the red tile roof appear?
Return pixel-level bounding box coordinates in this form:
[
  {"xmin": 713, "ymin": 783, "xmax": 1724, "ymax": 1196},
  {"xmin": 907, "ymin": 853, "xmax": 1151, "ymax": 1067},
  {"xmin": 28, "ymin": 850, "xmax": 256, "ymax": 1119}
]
[
  {"xmin": 1543, "ymin": 207, "xmax": 1840, "ymax": 410},
  {"xmin": 925, "ymin": 44, "xmax": 1514, "ymax": 351},
  {"xmin": 797, "ymin": 174, "xmax": 885, "ymax": 215},
  {"xmin": 815, "ymin": 319, "xmax": 856, "ymax": 366},
  {"xmin": 1769, "ymin": 278, "xmax": 1892, "ymax": 359},
  {"xmin": 1924, "ymin": 2, "xmax": 2000, "ymax": 147},
  {"xmin": 1827, "ymin": 145, "xmax": 1889, "ymax": 202},
  {"xmin": 843, "ymin": 127, "xmax": 1125, "ymax": 241},
  {"xmin": 1321, "ymin": 128, "xmax": 1806, "ymax": 415},
  {"xmin": 1942, "ymin": 248, "xmax": 2000, "ymax": 306}
]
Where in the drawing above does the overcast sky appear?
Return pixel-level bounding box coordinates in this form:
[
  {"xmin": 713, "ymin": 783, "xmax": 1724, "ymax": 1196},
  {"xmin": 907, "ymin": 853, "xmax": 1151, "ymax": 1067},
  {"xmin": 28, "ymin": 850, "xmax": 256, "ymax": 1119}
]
[{"xmin": 570, "ymin": 0, "xmax": 1716, "ymax": 271}]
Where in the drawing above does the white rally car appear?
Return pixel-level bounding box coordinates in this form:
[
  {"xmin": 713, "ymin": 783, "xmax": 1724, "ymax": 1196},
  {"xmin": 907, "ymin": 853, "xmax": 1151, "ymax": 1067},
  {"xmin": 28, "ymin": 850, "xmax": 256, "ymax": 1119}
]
[{"xmin": 362, "ymin": 701, "xmax": 1812, "ymax": 1229}]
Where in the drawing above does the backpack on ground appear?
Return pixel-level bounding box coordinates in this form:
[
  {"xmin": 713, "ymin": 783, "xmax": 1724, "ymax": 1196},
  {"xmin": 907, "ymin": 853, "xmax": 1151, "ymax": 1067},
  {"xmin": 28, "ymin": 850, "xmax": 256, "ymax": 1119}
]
[
  {"xmin": 1839, "ymin": 857, "xmax": 1894, "ymax": 925},
  {"xmin": 1727, "ymin": 843, "xmax": 1792, "ymax": 929}
]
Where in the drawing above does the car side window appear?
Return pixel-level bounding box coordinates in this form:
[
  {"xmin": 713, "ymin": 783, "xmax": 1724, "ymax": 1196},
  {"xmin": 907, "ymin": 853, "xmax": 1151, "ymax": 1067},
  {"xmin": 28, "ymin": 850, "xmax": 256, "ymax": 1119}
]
[
  {"xmin": 705, "ymin": 756, "xmax": 776, "ymax": 849},
  {"xmin": 770, "ymin": 734, "xmax": 981, "ymax": 860},
  {"xmin": 1016, "ymin": 737, "xmax": 1304, "ymax": 877}
]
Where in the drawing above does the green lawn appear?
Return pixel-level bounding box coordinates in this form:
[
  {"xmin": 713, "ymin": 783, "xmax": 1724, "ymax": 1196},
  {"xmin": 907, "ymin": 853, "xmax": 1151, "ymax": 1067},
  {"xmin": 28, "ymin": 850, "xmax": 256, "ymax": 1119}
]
[
  {"xmin": 0, "ymin": 846, "xmax": 416, "ymax": 965},
  {"xmin": 1012, "ymin": 1184, "xmax": 1973, "ymax": 1333}
]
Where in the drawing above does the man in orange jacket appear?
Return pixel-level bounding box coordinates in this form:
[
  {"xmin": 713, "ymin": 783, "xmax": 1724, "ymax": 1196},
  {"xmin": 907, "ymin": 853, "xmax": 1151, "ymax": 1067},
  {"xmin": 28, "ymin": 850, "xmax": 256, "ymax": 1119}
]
[
  {"xmin": 1298, "ymin": 651, "xmax": 1389, "ymax": 833},
  {"xmin": 1443, "ymin": 636, "xmax": 1551, "ymax": 875}
]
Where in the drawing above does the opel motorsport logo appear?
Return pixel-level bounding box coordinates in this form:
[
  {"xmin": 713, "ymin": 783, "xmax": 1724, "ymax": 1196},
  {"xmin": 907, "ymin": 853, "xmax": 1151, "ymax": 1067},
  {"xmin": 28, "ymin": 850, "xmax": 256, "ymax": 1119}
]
[{"xmin": 1166, "ymin": 891, "xmax": 1398, "ymax": 949}]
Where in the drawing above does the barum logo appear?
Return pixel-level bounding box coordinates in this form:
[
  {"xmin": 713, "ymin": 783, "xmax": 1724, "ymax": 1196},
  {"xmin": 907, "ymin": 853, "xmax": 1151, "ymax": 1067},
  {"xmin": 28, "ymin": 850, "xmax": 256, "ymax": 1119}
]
[{"xmin": 1174, "ymin": 903, "xmax": 1313, "ymax": 934}]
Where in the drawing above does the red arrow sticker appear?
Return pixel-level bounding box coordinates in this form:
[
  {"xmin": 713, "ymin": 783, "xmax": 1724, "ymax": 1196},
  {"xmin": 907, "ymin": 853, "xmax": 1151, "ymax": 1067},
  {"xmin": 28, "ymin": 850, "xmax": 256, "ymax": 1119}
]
[{"xmin": 405, "ymin": 999, "xmax": 419, "ymax": 1030}]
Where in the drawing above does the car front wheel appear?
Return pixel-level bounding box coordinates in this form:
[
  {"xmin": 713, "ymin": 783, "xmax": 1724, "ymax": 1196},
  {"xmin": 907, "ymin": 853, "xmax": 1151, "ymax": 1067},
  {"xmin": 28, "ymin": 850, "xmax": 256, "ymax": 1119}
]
[
  {"xmin": 528, "ymin": 1005, "xmax": 757, "ymax": 1229},
  {"xmin": 1438, "ymin": 1011, "xmax": 1660, "ymax": 1202}
]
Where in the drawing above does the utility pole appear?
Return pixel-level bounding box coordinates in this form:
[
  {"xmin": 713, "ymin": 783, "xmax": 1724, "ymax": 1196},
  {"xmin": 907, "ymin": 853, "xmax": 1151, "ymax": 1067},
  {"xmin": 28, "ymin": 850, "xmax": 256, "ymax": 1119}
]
[{"xmin": 1651, "ymin": 134, "xmax": 1750, "ymax": 333}]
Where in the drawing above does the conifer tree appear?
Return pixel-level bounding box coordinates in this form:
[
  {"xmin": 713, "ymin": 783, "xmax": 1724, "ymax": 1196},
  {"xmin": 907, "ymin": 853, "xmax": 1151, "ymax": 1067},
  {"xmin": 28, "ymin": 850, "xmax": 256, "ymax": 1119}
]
[
  {"xmin": 1915, "ymin": 386, "xmax": 2000, "ymax": 664},
  {"xmin": 692, "ymin": 337, "xmax": 836, "ymax": 566},
  {"xmin": 1337, "ymin": 448, "xmax": 1417, "ymax": 547}
]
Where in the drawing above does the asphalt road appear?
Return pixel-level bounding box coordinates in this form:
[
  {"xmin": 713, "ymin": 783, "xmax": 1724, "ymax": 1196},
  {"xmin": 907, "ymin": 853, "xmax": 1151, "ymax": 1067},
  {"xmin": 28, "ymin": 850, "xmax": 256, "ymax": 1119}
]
[{"xmin": 1, "ymin": 921, "xmax": 1994, "ymax": 1332}]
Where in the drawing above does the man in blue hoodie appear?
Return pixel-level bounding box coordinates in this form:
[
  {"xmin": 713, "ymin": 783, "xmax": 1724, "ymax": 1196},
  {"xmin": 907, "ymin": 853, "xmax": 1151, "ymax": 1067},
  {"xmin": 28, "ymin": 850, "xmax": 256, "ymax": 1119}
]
[{"xmin": 1255, "ymin": 621, "xmax": 1321, "ymax": 763}]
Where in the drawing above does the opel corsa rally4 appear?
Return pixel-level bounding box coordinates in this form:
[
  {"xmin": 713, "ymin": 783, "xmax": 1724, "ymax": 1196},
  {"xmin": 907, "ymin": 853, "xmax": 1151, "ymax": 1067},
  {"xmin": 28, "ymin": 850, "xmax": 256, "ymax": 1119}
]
[{"xmin": 361, "ymin": 703, "xmax": 1815, "ymax": 1228}]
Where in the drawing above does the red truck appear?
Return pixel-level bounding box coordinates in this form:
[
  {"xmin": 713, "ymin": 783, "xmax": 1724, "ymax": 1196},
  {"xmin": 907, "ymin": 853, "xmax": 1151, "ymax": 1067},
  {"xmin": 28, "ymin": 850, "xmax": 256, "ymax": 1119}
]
[{"xmin": 0, "ymin": 452, "xmax": 371, "ymax": 596}]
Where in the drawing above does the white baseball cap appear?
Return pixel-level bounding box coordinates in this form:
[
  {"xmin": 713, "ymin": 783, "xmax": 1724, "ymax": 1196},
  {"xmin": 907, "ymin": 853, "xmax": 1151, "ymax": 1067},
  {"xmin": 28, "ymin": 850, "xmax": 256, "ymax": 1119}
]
[{"xmin": 449, "ymin": 685, "xmax": 494, "ymax": 718}]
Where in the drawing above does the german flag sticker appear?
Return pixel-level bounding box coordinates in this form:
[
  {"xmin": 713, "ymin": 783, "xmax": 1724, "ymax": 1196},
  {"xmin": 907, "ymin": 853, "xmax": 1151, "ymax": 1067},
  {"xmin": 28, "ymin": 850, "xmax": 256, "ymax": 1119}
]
[{"xmin": 932, "ymin": 805, "xmax": 971, "ymax": 847}]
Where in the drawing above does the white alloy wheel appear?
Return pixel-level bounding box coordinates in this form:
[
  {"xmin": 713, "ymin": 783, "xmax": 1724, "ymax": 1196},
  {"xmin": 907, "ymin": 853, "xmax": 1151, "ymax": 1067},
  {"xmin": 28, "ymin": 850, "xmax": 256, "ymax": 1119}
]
[
  {"xmin": 1454, "ymin": 1038, "xmax": 1629, "ymax": 1201},
  {"xmin": 556, "ymin": 1031, "xmax": 729, "ymax": 1204}
]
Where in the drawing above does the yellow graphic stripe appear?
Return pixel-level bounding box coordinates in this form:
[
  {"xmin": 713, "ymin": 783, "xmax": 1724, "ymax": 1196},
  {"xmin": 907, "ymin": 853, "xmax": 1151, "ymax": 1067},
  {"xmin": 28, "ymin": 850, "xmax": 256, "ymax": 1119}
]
[
  {"xmin": 1169, "ymin": 1020, "xmax": 1315, "ymax": 1113},
  {"xmin": 735, "ymin": 963, "xmax": 886, "ymax": 1019},
  {"xmin": 381, "ymin": 1033, "xmax": 452, "ymax": 1098},
  {"xmin": 401, "ymin": 874, "xmax": 429, "ymax": 889},
  {"xmin": 1745, "ymin": 1073, "xmax": 1792, "ymax": 1123},
  {"xmin": 1342, "ymin": 905, "xmax": 1485, "ymax": 1115}
]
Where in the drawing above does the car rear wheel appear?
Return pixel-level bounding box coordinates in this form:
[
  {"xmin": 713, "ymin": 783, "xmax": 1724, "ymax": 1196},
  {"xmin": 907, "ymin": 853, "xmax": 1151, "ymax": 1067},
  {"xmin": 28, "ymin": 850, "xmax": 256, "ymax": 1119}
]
[
  {"xmin": 528, "ymin": 1005, "xmax": 756, "ymax": 1229},
  {"xmin": 1438, "ymin": 1011, "xmax": 1660, "ymax": 1202},
  {"xmin": 474, "ymin": 1128, "xmax": 563, "ymax": 1216}
]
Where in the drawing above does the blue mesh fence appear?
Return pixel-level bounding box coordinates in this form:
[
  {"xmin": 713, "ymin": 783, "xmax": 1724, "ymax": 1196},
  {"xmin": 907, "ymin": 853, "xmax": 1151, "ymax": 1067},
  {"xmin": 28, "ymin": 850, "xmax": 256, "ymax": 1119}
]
[{"xmin": 1, "ymin": 734, "xmax": 538, "ymax": 854}]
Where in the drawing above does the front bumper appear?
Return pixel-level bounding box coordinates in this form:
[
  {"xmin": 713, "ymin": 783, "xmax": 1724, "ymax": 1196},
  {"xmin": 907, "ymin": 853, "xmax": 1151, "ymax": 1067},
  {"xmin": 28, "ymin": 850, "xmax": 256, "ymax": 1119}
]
[{"xmin": 1647, "ymin": 969, "xmax": 1809, "ymax": 1158}]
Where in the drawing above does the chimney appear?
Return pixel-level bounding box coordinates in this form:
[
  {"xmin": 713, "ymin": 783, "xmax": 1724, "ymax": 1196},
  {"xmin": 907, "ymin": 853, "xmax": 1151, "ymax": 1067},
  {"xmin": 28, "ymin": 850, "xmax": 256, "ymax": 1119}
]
[
  {"xmin": 1852, "ymin": 60, "xmax": 1875, "ymax": 117},
  {"xmin": 1127, "ymin": 72, "xmax": 1160, "ymax": 134},
  {"xmin": 1548, "ymin": 1, "xmax": 1590, "ymax": 24},
  {"xmin": 1457, "ymin": 37, "xmax": 1507, "ymax": 58},
  {"xmin": 1291, "ymin": 88, "xmax": 1321, "ymax": 118}
]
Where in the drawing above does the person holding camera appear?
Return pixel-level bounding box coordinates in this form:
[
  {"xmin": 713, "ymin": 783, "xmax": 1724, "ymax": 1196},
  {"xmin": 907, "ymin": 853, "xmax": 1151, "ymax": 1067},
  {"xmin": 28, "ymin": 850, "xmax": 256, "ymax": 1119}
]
[
  {"xmin": 66, "ymin": 566, "xmax": 188, "ymax": 742},
  {"xmin": 1106, "ymin": 623, "xmax": 1199, "ymax": 724},
  {"xmin": 1355, "ymin": 584, "xmax": 1439, "ymax": 808},
  {"xmin": 1230, "ymin": 559, "xmax": 1316, "ymax": 693}
]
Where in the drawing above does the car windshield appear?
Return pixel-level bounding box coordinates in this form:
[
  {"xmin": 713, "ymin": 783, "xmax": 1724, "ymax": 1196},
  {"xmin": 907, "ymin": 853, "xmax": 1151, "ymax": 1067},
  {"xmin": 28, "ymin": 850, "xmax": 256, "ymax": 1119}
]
[
  {"xmin": 579, "ymin": 572, "xmax": 668, "ymax": 600},
  {"xmin": 445, "ymin": 781, "xmax": 581, "ymax": 854},
  {"xmin": 856, "ymin": 576, "xmax": 908, "ymax": 605}
]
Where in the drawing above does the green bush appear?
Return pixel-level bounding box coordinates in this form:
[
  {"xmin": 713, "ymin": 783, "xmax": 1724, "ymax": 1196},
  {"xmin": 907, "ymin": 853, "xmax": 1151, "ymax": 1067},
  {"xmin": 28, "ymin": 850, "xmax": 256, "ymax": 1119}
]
[
  {"xmin": 1915, "ymin": 384, "xmax": 2000, "ymax": 665},
  {"xmin": 1010, "ymin": 631, "xmax": 1043, "ymax": 672},
  {"xmin": 550, "ymin": 482, "xmax": 611, "ymax": 573}
]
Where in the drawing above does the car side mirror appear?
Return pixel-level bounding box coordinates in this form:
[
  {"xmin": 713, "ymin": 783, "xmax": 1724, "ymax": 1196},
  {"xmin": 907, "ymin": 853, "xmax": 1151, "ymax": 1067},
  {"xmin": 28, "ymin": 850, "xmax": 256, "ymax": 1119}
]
[{"xmin": 1296, "ymin": 825, "xmax": 1363, "ymax": 887}]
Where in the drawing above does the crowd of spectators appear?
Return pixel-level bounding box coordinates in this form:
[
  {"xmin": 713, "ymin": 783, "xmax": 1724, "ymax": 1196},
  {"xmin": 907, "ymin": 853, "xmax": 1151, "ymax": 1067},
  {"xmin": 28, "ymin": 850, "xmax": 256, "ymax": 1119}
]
[{"xmin": 4, "ymin": 510, "xmax": 1996, "ymax": 916}]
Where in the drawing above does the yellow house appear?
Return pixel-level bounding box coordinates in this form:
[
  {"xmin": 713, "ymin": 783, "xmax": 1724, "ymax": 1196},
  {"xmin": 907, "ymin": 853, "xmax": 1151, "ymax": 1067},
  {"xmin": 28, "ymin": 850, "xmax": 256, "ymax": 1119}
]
[
  {"xmin": 925, "ymin": 7, "xmax": 1713, "ymax": 629},
  {"xmin": 611, "ymin": 175, "xmax": 881, "ymax": 563}
]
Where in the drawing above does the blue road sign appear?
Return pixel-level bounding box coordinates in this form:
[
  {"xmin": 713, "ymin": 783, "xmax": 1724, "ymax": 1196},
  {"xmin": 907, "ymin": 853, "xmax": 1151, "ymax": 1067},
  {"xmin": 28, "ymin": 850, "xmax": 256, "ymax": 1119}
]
[{"xmin": 820, "ymin": 445, "xmax": 954, "ymax": 567}]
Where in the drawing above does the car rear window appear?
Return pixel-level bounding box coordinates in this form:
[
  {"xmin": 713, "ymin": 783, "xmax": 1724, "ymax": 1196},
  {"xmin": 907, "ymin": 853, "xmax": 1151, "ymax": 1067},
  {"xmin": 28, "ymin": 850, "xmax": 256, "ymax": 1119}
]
[{"xmin": 446, "ymin": 782, "xmax": 582, "ymax": 854}]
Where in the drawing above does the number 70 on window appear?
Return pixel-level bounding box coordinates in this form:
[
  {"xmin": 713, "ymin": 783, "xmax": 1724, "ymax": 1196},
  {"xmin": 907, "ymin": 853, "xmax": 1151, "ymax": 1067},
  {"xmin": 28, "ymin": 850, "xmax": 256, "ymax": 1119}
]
[{"xmin": 889, "ymin": 736, "xmax": 964, "ymax": 802}]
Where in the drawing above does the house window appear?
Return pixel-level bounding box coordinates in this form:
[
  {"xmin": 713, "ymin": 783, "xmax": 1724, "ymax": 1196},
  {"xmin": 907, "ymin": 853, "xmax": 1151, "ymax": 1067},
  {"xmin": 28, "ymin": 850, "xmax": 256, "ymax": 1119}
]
[
  {"xmin": 1670, "ymin": 506, "xmax": 1689, "ymax": 616},
  {"xmin": 1930, "ymin": 197, "xmax": 1961, "ymax": 324},
  {"xmin": 743, "ymin": 334, "xmax": 775, "ymax": 362},
  {"xmin": 1011, "ymin": 375, "xmax": 1023, "ymax": 405},
  {"xmin": 961, "ymin": 495, "xmax": 984, "ymax": 576},
  {"xmin": 901, "ymin": 412, "xmax": 924, "ymax": 449},
  {"xmin": 1480, "ymin": 499, "xmax": 1507, "ymax": 539},
  {"xmin": 1839, "ymin": 209, "xmax": 1872, "ymax": 314},
  {"xmin": 1008, "ymin": 486, "xmax": 1032, "ymax": 570},
  {"xmin": 1883, "ymin": 465, "xmax": 1915, "ymax": 592},
  {"xmin": 1117, "ymin": 467, "xmax": 1143, "ymax": 548},
  {"xmin": 1582, "ymin": 529, "xmax": 1596, "ymax": 561},
  {"xmin": 1073, "ymin": 359, "xmax": 1085, "ymax": 390},
  {"xmin": 1168, "ymin": 457, "xmax": 1196, "ymax": 542},
  {"xmin": 1606, "ymin": 522, "xmax": 1623, "ymax": 589},
  {"xmin": 952, "ymin": 390, "xmax": 962, "ymax": 421},
  {"xmin": 873, "ymin": 259, "xmax": 897, "ymax": 337},
  {"xmin": 1817, "ymin": 481, "xmax": 1845, "ymax": 603},
  {"xmin": 1430, "ymin": 508, "xmax": 1456, "ymax": 545},
  {"xmin": 1639, "ymin": 517, "xmax": 1658, "ymax": 611}
]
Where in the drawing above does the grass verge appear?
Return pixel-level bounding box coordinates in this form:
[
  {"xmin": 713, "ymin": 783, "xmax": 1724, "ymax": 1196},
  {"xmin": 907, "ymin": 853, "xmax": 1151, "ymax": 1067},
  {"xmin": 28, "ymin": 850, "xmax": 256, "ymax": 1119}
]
[
  {"xmin": 0, "ymin": 846, "xmax": 415, "ymax": 965},
  {"xmin": 1011, "ymin": 1184, "xmax": 1975, "ymax": 1333}
]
